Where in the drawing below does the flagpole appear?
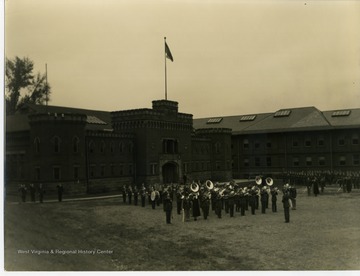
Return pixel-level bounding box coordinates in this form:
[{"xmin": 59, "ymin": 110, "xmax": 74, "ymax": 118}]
[{"xmin": 164, "ymin": 37, "xmax": 167, "ymax": 100}]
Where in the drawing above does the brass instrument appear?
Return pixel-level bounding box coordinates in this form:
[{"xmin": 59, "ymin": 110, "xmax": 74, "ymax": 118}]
[
  {"xmin": 266, "ymin": 177, "xmax": 274, "ymax": 186},
  {"xmin": 255, "ymin": 176, "xmax": 262, "ymax": 185},
  {"xmin": 205, "ymin": 180, "xmax": 214, "ymax": 190}
]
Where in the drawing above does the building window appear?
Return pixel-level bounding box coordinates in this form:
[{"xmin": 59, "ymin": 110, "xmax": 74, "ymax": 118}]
[
  {"xmin": 352, "ymin": 135, "xmax": 359, "ymax": 145},
  {"xmin": 53, "ymin": 167, "xmax": 60, "ymax": 180},
  {"xmin": 163, "ymin": 139, "xmax": 178, "ymax": 154},
  {"xmin": 254, "ymin": 141, "xmax": 260, "ymax": 149},
  {"xmin": 35, "ymin": 167, "xmax": 40, "ymax": 180},
  {"xmin": 304, "ymin": 139, "xmax": 311, "ymax": 147},
  {"xmin": 243, "ymin": 139, "xmax": 249, "ymax": 149},
  {"xmin": 128, "ymin": 142, "xmax": 134, "ymax": 153},
  {"xmin": 89, "ymin": 141, "xmax": 95, "ymax": 154},
  {"xmin": 339, "ymin": 156, "xmax": 346, "ymax": 166},
  {"xmin": 266, "ymin": 157, "xmax": 272, "ymax": 167},
  {"xmin": 53, "ymin": 136, "xmax": 61, "ymax": 153},
  {"xmin": 353, "ymin": 155, "xmax": 359, "ymax": 166},
  {"xmin": 293, "ymin": 157, "xmax": 299, "ymax": 167},
  {"xmin": 338, "ymin": 137, "xmax": 345, "ymax": 146},
  {"xmin": 73, "ymin": 166, "xmax": 79, "ymax": 180},
  {"xmin": 318, "ymin": 157, "xmax": 326, "ymax": 166},
  {"xmin": 90, "ymin": 165, "xmax": 96, "ymax": 178},
  {"xmin": 317, "ymin": 137, "xmax": 325, "ymax": 147},
  {"xmin": 100, "ymin": 141, "xmax": 105, "ymax": 154},
  {"xmin": 255, "ymin": 157, "xmax": 260, "ymax": 167},
  {"xmin": 119, "ymin": 142, "xmax": 124, "ymax": 153},
  {"xmin": 34, "ymin": 137, "xmax": 40, "ymax": 154},
  {"xmin": 266, "ymin": 141, "xmax": 272, "ymax": 148},
  {"xmin": 244, "ymin": 159, "xmax": 249, "ymax": 167},
  {"xmin": 306, "ymin": 157, "xmax": 312, "ymax": 166},
  {"xmin": 150, "ymin": 163, "xmax": 158, "ymax": 175},
  {"xmin": 292, "ymin": 140, "xmax": 298, "ymax": 147},
  {"xmin": 72, "ymin": 137, "xmax": 79, "ymax": 153}
]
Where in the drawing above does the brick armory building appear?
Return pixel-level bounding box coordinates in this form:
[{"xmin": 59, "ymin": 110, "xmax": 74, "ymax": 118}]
[{"xmin": 5, "ymin": 100, "xmax": 360, "ymax": 195}]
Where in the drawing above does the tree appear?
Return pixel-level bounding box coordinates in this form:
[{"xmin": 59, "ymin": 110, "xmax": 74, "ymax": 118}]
[{"xmin": 5, "ymin": 56, "xmax": 51, "ymax": 115}]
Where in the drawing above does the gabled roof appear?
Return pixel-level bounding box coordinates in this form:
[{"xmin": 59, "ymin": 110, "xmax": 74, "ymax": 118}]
[{"xmin": 193, "ymin": 106, "xmax": 360, "ymax": 134}]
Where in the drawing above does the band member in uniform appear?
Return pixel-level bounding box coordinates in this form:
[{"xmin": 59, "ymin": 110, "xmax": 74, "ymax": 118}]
[
  {"xmin": 282, "ymin": 187, "xmax": 291, "ymax": 223},
  {"xmin": 313, "ymin": 177, "xmax": 320, "ymax": 197},
  {"xmin": 133, "ymin": 186, "xmax": 139, "ymax": 206},
  {"xmin": 163, "ymin": 192, "xmax": 173, "ymax": 224},
  {"xmin": 57, "ymin": 183, "xmax": 63, "ymax": 202},
  {"xmin": 122, "ymin": 185, "xmax": 127, "ymax": 204},
  {"xmin": 127, "ymin": 185, "xmax": 133, "ymax": 204},
  {"xmin": 182, "ymin": 190, "xmax": 192, "ymax": 222},
  {"xmin": 176, "ymin": 186, "xmax": 183, "ymax": 215},
  {"xmin": 228, "ymin": 191, "xmax": 235, "ymax": 217},
  {"xmin": 239, "ymin": 189, "xmax": 247, "ymax": 216},
  {"xmin": 271, "ymin": 187, "xmax": 278, "ymax": 212},
  {"xmin": 289, "ymin": 185, "xmax": 297, "ymax": 210},
  {"xmin": 150, "ymin": 187, "xmax": 156, "ymax": 209},
  {"xmin": 29, "ymin": 183, "xmax": 36, "ymax": 202},
  {"xmin": 200, "ymin": 190, "xmax": 211, "ymax": 220},
  {"xmin": 191, "ymin": 192, "xmax": 201, "ymax": 221},
  {"xmin": 140, "ymin": 183, "xmax": 147, "ymax": 207},
  {"xmin": 214, "ymin": 192, "xmax": 222, "ymax": 219},
  {"xmin": 38, "ymin": 183, "xmax": 45, "ymax": 203},
  {"xmin": 19, "ymin": 184, "xmax": 27, "ymax": 203},
  {"xmin": 260, "ymin": 186, "xmax": 268, "ymax": 214},
  {"xmin": 249, "ymin": 188, "xmax": 256, "ymax": 215}
]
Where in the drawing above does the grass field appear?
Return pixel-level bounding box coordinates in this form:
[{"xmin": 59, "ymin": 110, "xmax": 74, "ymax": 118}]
[{"xmin": 4, "ymin": 187, "xmax": 360, "ymax": 271}]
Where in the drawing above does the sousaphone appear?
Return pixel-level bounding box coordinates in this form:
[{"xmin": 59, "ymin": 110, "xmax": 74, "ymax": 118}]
[
  {"xmin": 205, "ymin": 180, "xmax": 214, "ymax": 190},
  {"xmin": 255, "ymin": 176, "xmax": 262, "ymax": 185},
  {"xmin": 190, "ymin": 182, "xmax": 199, "ymax": 193},
  {"xmin": 150, "ymin": 191, "xmax": 156, "ymax": 201},
  {"xmin": 266, "ymin": 177, "xmax": 274, "ymax": 186}
]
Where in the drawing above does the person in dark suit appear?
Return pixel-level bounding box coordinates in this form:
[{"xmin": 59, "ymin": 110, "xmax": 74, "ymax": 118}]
[
  {"xmin": 38, "ymin": 183, "xmax": 45, "ymax": 203},
  {"xmin": 249, "ymin": 188, "xmax": 256, "ymax": 215},
  {"xmin": 239, "ymin": 190, "xmax": 247, "ymax": 216},
  {"xmin": 228, "ymin": 191, "xmax": 235, "ymax": 217},
  {"xmin": 191, "ymin": 193, "xmax": 201, "ymax": 221},
  {"xmin": 282, "ymin": 188, "xmax": 291, "ymax": 223},
  {"xmin": 313, "ymin": 177, "xmax": 320, "ymax": 197},
  {"xmin": 57, "ymin": 183, "xmax": 63, "ymax": 202},
  {"xmin": 200, "ymin": 191, "xmax": 210, "ymax": 220},
  {"xmin": 29, "ymin": 183, "xmax": 36, "ymax": 202},
  {"xmin": 140, "ymin": 183, "xmax": 146, "ymax": 207},
  {"xmin": 289, "ymin": 185, "xmax": 297, "ymax": 210},
  {"xmin": 163, "ymin": 192, "xmax": 173, "ymax": 224},
  {"xmin": 19, "ymin": 184, "xmax": 27, "ymax": 203},
  {"xmin": 122, "ymin": 185, "xmax": 127, "ymax": 204},
  {"xmin": 133, "ymin": 186, "xmax": 138, "ymax": 206}
]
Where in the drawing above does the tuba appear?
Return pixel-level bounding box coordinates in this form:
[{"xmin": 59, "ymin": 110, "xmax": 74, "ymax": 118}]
[
  {"xmin": 255, "ymin": 176, "xmax": 262, "ymax": 185},
  {"xmin": 266, "ymin": 177, "xmax": 273, "ymax": 186},
  {"xmin": 205, "ymin": 180, "xmax": 214, "ymax": 190},
  {"xmin": 190, "ymin": 182, "xmax": 199, "ymax": 193}
]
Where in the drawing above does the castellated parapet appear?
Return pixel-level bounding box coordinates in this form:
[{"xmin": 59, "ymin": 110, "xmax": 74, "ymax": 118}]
[{"xmin": 28, "ymin": 113, "xmax": 88, "ymax": 125}]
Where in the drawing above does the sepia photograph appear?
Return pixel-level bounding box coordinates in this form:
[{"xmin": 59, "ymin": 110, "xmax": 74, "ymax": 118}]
[{"xmin": 3, "ymin": 0, "xmax": 360, "ymax": 272}]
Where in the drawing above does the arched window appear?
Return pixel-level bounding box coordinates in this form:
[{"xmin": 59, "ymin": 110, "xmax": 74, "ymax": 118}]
[
  {"xmin": 34, "ymin": 137, "xmax": 40, "ymax": 154},
  {"xmin": 53, "ymin": 136, "xmax": 61, "ymax": 153},
  {"xmin": 100, "ymin": 140, "xmax": 105, "ymax": 153},
  {"xmin": 89, "ymin": 140, "xmax": 95, "ymax": 153},
  {"xmin": 73, "ymin": 136, "xmax": 80, "ymax": 153},
  {"xmin": 119, "ymin": 142, "xmax": 124, "ymax": 153}
]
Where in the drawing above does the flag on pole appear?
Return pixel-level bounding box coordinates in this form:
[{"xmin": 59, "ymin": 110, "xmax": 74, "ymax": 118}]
[{"xmin": 165, "ymin": 42, "xmax": 174, "ymax": 62}]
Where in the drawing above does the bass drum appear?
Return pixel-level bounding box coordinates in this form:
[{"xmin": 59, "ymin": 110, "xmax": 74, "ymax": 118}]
[{"xmin": 150, "ymin": 191, "xmax": 156, "ymax": 201}]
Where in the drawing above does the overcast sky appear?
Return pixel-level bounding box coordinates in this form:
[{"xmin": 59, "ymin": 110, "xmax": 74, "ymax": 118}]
[{"xmin": 5, "ymin": 0, "xmax": 360, "ymax": 118}]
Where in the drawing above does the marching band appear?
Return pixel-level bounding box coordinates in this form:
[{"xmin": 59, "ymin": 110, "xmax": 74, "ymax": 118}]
[{"xmin": 119, "ymin": 176, "xmax": 303, "ymax": 224}]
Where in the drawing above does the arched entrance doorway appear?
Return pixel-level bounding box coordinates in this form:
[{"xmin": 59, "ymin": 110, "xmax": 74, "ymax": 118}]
[{"xmin": 162, "ymin": 162, "xmax": 179, "ymax": 184}]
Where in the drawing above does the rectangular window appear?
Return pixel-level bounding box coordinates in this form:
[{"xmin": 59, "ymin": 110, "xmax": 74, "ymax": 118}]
[
  {"xmin": 244, "ymin": 159, "xmax": 249, "ymax": 167},
  {"xmin": 90, "ymin": 165, "xmax": 96, "ymax": 178},
  {"xmin": 338, "ymin": 138, "xmax": 345, "ymax": 146},
  {"xmin": 352, "ymin": 135, "xmax": 359, "ymax": 145},
  {"xmin": 243, "ymin": 139, "xmax": 249, "ymax": 149},
  {"xmin": 266, "ymin": 157, "xmax": 272, "ymax": 167},
  {"xmin": 317, "ymin": 137, "xmax": 325, "ymax": 147},
  {"xmin": 353, "ymin": 155, "xmax": 359, "ymax": 166},
  {"xmin": 53, "ymin": 167, "xmax": 60, "ymax": 180},
  {"xmin": 73, "ymin": 166, "xmax": 79, "ymax": 179},
  {"xmin": 292, "ymin": 140, "xmax": 298, "ymax": 147},
  {"xmin": 305, "ymin": 139, "xmax": 311, "ymax": 147},
  {"xmin": 293, "ymin": 157, "xmax": 299, "ymax": 167},
  {"xmin": 306, "ymin": 157, "xmax": 312, "ymax": 166},
  {"xmin": 254, "ymin": 142, "xmax": 260, "ymax": 149},
  {"xmin": 266, "ymin": 141, "xmax": 272, "ymax": 148},
  {"xmin": 339, "ymin": 156, "xmax": 346, "ymax": 166},
  {"xmin": 318, "ymin": 157, "xmax": 326, "ymax": 166},
  {"xmin": 255, "ymin": 157, "xmax": 260, "ymax": 167},
  {"xmin": 35, "ymin": 167, "xmax": 40, "ymax": 181}
]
